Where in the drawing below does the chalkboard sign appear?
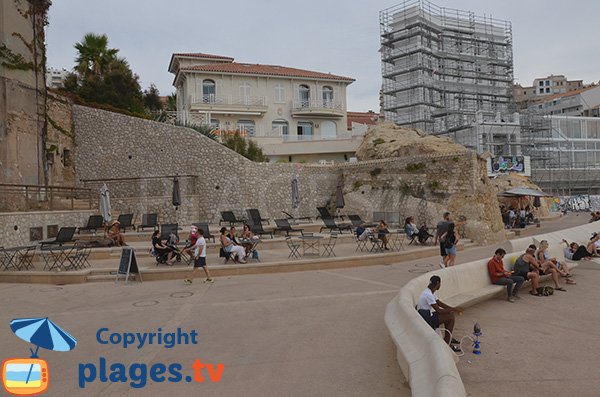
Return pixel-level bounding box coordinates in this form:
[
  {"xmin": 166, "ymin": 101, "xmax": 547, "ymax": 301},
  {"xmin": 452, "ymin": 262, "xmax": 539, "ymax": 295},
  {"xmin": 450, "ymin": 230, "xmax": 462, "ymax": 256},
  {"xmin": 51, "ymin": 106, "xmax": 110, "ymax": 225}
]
[{"xmin": 115, "ymin": 247, "xmax": 142, "ymax": 284}]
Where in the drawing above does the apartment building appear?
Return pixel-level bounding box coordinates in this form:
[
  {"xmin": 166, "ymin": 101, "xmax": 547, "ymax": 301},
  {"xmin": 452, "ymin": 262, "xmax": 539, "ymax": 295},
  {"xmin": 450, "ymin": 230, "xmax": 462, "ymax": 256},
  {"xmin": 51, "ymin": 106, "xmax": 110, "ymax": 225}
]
[
  {"xmin": 527, "ymin": 85, "xmax": 600, "ymax": 117},
  {"xmin": 168, "ymin": 52, "xmax": 361, "ymax": 163},
  {"xmin": 46, "ymin": 67, "xmax": 69, "ymax": 89},
  {"xmin": 514, "ymin": 74, "xmax": 584, "ymax": 109}
]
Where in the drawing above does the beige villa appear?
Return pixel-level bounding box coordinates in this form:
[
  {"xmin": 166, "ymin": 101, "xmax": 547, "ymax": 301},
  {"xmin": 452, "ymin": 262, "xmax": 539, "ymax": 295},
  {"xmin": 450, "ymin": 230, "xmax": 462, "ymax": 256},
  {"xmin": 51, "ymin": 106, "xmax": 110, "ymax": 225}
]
[{"xmin": 168, "ymin": 52, "xmax": 363, "ymax": 163}]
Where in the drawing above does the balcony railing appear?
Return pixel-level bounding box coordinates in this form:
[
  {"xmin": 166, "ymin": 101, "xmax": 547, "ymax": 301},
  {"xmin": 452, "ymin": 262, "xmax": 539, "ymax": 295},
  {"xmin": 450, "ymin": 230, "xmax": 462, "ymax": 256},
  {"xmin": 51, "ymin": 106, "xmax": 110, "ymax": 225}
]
[
  {"xmin": 191, "ymin": 95, "xmax": 266, "ymax": 107},
  {"xmin": 292, "ymin": 100, "xmax": 343, "ymax": 111},
  {"xmin": 0, "ymin": 184, "xmax": 94, "ymax": 212}
]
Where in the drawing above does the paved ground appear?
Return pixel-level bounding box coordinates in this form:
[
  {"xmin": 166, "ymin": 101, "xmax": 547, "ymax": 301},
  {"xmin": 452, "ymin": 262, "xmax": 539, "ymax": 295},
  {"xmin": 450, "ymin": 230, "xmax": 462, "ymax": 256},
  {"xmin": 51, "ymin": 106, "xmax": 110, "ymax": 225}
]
[{"xmin": 0, "ymin": 213, "xmax": 593, "ymax": 397}]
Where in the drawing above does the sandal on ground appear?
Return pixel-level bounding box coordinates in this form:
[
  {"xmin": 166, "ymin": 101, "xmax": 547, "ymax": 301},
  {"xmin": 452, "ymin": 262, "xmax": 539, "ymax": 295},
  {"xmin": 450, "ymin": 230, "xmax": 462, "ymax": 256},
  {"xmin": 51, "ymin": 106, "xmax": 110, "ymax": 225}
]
[
  {"xmin": 529, "ymin": 291, "xmax": 542, "ymax": 296},
  {"xmin": 555, "ymin": 287, "xmax": 567, "ymax": 291},
  {"xmin": 566, "ymin": 279, "xmax": 577, "ymax": 285}
]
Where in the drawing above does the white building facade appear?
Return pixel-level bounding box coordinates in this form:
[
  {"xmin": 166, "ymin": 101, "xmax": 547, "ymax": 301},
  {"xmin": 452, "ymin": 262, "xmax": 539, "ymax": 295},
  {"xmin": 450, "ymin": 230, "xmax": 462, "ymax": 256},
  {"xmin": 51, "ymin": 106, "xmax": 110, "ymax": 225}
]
[{"xmin": 168, "ymin": 53, "xmax": 362, "ymax": 163}]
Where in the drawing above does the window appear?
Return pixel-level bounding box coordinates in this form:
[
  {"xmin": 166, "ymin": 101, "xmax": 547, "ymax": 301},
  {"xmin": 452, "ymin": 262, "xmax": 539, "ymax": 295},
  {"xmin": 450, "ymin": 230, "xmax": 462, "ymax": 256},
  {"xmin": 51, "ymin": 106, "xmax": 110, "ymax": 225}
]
[
  {"xmin": 237, "ymin": 119, "xmax": 255, "ymax": 136},
  {"xmin": 240, "ymin": 82, "xmax": 251, "ymax": 103},
  {"xmin": 545, "ymin": 87, "xmax": 550, "ymax": 93},
  {"xmin": 274, "ymin": 84, "xmax": 286, "ymax": 103},
  {"xmin": 297, "ymin": 121, "xmax": 313, "ymax": 139},
  {"xmin": 539, "ymin": 81, "xmax": 544, "ymax": 87},
  {"xmin": 539, "ymin": 88, "xmax": 544, "ymax": 94},
  {"xmin": 322, "ymin": 86, "xmax": 333, "ymax": 107},
  {"xmin": 202, "ymin": 80, "xmax": 216, "ymax": 103},
  {"xmin": 272, "ymin": 120, "xmax": 289, "ymax": 137},
  {"xmin": 545, "ymin": 80, "xmax": 550, "ymax": 86},
  {"xmin": 299, "ymin": 85, "xmax": 310, "ymax": 107},
  {"xmin": 210, "ymin": 119, "xmax": 220, "ymax": 129}
]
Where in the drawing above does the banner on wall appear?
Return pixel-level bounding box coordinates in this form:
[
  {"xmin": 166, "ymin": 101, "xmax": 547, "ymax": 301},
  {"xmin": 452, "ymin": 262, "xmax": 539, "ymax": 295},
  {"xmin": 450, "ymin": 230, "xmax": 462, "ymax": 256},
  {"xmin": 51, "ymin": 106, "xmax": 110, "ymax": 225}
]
[{"xmin": 487, "ymin": 156, "xmax": 530, "ymax": 177}]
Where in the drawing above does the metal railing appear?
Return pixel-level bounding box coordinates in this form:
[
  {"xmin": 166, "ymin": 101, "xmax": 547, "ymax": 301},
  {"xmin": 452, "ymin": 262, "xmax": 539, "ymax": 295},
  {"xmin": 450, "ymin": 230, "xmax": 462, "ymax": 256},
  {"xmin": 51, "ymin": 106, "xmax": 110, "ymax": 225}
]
[
  {"xmin": 292, "ymin": 100, "xmax": 343, "ymax": 111},
  {"xmin": 191, "ymin": 95, "xmax": 267, "ymax": 107},
  {"xmin": 0, "ymin": 184, "xmax": 95, "ymax": 212}
]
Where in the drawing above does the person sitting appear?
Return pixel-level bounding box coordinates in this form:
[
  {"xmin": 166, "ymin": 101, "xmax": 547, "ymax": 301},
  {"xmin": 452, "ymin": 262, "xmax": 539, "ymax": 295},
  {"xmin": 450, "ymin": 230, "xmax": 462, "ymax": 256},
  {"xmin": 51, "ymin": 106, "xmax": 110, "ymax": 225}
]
[
  {"xmin": 536, "ymin": 240, "xmax": 574, "ymax": 284},
  {"xmin": 515, "ymin": 245, "xmax": 565, "ymax": 294},
  {"xmin": 151, "ymin": 230, "xmax": 174, "ymax": 265},
  {"xmin": 220, "ymin": 227, "xmax": 246, "ymax": 263},
  {"xmin": 107, "ymin": 220, "xmax": 126, "ymax": 246},
  {"xmin": 487, "ymin": 248, "xmax": 525, "ymax": 302},
  {"xmin": 417, "ymin": 223, "xmax": 433, "ymax": 245},
  {"xmin": 240, "ymin": 224, "xmax": 257, "ymax": 257},
  {"xmin": 376, "ymin": 220, "xmax": 390, "ymax": 250},
  {"xmin": 356, "ymin": 222, "xmax": 368, "ymax": 241},
  {"xmin": 416, "ymin": 275, "xmax": 464, "ymax": 353},
  {"xmin": 404, "ymin": 217, "xmax": 419, "ymax": 240}
]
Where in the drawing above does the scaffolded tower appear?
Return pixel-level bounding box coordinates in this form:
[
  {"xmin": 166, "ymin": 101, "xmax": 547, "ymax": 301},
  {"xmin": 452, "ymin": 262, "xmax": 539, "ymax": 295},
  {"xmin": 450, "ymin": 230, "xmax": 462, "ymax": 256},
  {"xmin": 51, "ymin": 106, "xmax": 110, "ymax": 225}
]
[{"xmin": 380, "ymin": 0, "xmax": 514, "ymax": 135}]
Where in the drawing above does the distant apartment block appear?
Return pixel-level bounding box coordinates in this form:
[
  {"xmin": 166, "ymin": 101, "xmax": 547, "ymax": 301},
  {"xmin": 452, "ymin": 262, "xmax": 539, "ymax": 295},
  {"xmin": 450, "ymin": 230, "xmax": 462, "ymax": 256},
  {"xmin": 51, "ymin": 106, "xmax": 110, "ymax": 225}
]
[
  {"xmin": 168, "ymin": 52, "xmax": 362, "ymax": 163},
  {"xmin": 513, "ymin": 74, "xmax": 585, "ymax": 109},
  {"xmin": 527, "ymin": 85, "xmax": 600, "ymax": 117},
  {"xmin": 380, "ymin": 0, "xmax": 513, "ymax": 135},
  {"xmin": 46, "ymin": 67, "xmax": 69, "ymax": 89}
]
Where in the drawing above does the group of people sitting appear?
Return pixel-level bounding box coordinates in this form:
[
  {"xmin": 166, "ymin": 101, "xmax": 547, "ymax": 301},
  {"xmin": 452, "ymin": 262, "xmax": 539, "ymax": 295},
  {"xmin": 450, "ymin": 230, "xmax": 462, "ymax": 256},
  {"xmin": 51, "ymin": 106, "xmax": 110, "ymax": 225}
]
[
  {"xmin": 501, "ymin": 205, "xmax": 535, "ymax": 229},
  {"xmin": 219, "ymin": 224, "xmax": 259, "ymax": 263},
  {"xmin": 355, "ymin": 220, "xmax": 394, "ymax": 250},
  {"xmin": 404, "ymin": 217, "xmax": 434, "ymax": 245},
  {"xmin": 589, "ymin": 212, "xmax": 600, "ymax": 223}
]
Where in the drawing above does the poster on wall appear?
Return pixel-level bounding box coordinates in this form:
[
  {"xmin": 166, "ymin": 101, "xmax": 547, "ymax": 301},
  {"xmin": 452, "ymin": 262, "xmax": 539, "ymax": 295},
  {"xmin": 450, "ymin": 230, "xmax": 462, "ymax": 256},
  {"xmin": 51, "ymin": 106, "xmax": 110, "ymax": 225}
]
[{"xmin": 487, "ymin": 156, "xmax": 530, "ymax": 176}]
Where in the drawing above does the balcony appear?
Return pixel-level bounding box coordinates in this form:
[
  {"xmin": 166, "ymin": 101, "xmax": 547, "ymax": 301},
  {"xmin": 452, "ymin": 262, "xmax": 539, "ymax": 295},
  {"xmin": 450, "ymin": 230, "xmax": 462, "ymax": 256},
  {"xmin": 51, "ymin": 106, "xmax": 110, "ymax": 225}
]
[
  {"xmin": 291, "ymin": 100, "xmax": 345, "ymax": 118},
  {"xmin": 190, "ymin": 95, "xmax": 268, "ymax": 115}
]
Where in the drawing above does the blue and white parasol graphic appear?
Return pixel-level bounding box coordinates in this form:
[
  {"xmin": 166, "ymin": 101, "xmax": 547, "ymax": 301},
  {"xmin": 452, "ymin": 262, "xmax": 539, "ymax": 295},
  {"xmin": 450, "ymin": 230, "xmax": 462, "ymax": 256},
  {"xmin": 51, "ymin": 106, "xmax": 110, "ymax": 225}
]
[{"xmin": 10, "ymin": 317, "xmax": 77, "ymax": 358}]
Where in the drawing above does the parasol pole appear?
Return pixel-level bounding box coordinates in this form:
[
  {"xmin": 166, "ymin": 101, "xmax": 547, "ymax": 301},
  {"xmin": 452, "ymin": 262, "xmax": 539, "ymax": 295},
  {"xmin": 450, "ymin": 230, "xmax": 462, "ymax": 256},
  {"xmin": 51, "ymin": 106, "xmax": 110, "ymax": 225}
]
[{"xmin": 25, "ymin": 345, "xmax": 40, "ymax": 384}]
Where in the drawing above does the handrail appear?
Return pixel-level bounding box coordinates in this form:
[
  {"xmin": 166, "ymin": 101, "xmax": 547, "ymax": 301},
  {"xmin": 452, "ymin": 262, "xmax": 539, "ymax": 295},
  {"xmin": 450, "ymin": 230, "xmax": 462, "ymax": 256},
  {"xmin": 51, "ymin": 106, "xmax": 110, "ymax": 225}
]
[{"xmin": 0, "ymin": 184, "xmax": 95, "ymax": 212}]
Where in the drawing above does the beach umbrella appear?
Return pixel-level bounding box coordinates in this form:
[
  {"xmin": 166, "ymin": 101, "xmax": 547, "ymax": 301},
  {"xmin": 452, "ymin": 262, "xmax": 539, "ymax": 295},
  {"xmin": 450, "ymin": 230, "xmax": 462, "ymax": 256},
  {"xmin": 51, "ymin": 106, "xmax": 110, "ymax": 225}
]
[
  {"xmin": 172, "ymin": 176, "xmax": 181, "ymax": 210},
  {"xmin": 99, "ymin": 183, "xmax": 111, "ymax": 223},
  {"xmin": 335, "ymin": 182, "xmax": 345, "ymax": 209},
  {"xmin": 10, "ymin": 318, "xmax": 77, "ymax": 357},
  {"xmin": 533, "ymin": 196, "xmax": 542, "ymax": 208},
  {"xmin": 291, "ymin": 176, "xmax": 300, "ymax": 209}
]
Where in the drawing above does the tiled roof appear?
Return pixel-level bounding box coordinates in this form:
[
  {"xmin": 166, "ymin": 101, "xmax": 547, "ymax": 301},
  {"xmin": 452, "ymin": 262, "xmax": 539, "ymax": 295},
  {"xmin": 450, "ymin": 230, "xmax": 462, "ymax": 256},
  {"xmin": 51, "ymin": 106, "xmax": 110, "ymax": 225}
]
[
  {"xmin": 530, "ymin": 85, "xmax": 598, "ymax": 104},
  {"xmin": 172, "ymin": 52, "xmax": 234, "ymax": 61},
  {"xmin": 346, "ymin": 111, "xmax": 380, "ymax": 129},
  {"xmin": 182, "ymin": 63, "xmax": 355, "ymax": 82}
]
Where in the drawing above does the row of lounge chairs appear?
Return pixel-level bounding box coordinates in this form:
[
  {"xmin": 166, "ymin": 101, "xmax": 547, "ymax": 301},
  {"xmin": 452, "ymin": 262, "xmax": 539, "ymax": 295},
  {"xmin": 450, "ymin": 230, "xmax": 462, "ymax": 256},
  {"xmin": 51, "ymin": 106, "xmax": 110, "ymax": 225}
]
[{"xmin": 78, "ymin": 213, "xmax": 160, "ymax": 234}]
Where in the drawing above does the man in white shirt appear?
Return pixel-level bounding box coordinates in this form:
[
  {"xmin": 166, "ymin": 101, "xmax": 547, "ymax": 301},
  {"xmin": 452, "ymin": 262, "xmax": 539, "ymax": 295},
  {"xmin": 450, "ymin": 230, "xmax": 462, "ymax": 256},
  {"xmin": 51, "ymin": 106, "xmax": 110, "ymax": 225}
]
[
  {"xmin": 416, "ymin": 275, "xmax": 464, "ymax": 352},
  {"xmin": 184, "ymin": 228, "xmax": 213, "ymax": 284}
]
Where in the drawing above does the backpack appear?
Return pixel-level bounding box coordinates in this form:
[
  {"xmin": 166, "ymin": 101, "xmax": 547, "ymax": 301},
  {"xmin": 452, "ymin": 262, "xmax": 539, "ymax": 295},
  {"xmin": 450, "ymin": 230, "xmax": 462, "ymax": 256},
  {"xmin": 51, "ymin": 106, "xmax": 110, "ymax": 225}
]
[{"xmin": 536, "ymin": 286, "xmax": 554, "ymax": 296}]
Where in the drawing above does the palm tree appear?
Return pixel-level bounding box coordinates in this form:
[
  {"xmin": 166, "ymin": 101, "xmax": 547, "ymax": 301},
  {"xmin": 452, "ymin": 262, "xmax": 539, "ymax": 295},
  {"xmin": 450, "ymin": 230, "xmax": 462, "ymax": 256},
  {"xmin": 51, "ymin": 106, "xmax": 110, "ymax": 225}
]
[{"xmin": 74, "ymin": 33, "xmax": 118, "ymax": 78}]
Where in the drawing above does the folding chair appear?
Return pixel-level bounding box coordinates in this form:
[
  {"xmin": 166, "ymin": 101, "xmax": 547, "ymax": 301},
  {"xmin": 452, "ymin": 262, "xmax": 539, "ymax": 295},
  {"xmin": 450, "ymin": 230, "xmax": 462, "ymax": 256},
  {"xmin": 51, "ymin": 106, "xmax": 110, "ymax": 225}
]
[
  {"xmin": 322, "ymin": 233, "xmax": 338, "ymax": 257},
  {"xmin": 368, "ymin": 232, "xmax": 385, "ymax": 252},
  {"xmin": 389, "ymin": 230, "xmax": 405, "ymax": 251},
  {"xmin": 355, "ymin": 235, "xmax": 368, "ymax": 252},
  {"xmin": 137, "ymin": 213, "xmax": 158, "ymax": 231},
  {"xmin": 78, "ymin": 215, "xmax": 104, "ymax": 234},
  {"xmin": 273, "ymin": 219, "xmax": 304, "ymax": 236},
  {"xmin": 117, "ymin": 214, "xmax": 135, "ymax": 232},
  {"xmin": 286, "ymin": 237, "xmax": 301, "ymax": 259}
]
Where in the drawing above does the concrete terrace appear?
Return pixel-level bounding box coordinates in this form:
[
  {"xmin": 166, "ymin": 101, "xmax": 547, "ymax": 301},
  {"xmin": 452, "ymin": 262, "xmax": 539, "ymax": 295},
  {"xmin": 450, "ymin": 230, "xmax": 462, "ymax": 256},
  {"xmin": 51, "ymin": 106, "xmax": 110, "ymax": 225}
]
[{"xmin": 0, "ymin": 213, "xmax": 595, "ymax": 397}]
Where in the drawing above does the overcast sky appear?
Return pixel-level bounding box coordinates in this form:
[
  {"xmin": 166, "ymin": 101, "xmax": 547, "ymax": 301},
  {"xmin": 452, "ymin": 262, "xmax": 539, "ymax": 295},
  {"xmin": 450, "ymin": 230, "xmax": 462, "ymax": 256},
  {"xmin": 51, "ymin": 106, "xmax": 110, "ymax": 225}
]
[{"xmin": 46, "ymin": 0, "xmax": 600, "ymax": 112}]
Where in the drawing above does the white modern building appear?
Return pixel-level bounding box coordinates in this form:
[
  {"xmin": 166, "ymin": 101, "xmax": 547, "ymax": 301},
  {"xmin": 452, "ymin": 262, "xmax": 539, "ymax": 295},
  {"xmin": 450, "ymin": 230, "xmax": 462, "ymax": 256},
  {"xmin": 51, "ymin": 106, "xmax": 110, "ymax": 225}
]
[
  {"xmin": 46, "ymin": 67, "xmax": 69, "ymax": 89},
  {"xmin": 527, "ymin": 85, "xmax": 600, "ymax": 117},
  {"xmin": 168, "ymin": 52, "xmax": 363, "ymax": 163}
]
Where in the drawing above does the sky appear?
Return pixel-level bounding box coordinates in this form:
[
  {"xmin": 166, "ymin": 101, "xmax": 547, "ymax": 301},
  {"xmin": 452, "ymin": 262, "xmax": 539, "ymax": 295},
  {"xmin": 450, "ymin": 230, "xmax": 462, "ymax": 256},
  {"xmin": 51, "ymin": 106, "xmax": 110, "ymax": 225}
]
[{"xmin": 45, "ymin": 0, "xmax": 600, "ymax": 112}]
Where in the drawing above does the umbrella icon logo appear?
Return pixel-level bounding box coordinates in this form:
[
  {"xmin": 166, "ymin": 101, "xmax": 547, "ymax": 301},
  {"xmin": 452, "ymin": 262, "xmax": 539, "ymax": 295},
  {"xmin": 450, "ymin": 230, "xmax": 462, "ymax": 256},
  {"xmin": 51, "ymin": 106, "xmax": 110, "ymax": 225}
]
[{"xmin": 2, "ymin": 318, "xmax": 77, "ymax": 396}]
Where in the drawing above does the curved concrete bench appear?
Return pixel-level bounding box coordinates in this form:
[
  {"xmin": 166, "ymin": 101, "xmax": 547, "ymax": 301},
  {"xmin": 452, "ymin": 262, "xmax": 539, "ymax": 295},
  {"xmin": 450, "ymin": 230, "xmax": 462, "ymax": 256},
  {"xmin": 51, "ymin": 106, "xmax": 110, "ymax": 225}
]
[{"xmin": 385, "ymin": 221, "xmax": 597, "ymax": 397}]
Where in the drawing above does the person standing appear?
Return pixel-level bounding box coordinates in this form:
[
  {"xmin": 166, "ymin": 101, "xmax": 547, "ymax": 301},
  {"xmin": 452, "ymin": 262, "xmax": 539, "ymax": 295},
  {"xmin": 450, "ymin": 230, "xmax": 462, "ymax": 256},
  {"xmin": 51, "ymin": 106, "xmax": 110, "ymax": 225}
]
[
  {"xmin": 435, "ymin": 212, "xmax": 452, "ymax": 268},
  {"xmin": 440, "ymin": 222, "xmax": 459, "ymax": 267},
  {"xmin": 184, "ymin": 228, "xmax": 213, "ymax": 284},
  {"xmin": 487, "ymin": 248, "xmax": 524, "ymax": 302}
]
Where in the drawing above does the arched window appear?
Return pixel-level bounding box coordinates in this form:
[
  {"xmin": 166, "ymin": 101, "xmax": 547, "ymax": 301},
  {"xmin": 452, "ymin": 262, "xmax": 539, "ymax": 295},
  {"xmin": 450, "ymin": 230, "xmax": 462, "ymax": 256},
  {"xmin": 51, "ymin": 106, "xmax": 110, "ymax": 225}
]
[
  {"xmin": 299, "ymin": 85, "xmax": 310, "ymax": 107},
  {"xmin": 320, "ymin": 120, "xmax": 336, "ymax": 138},
  {"xmin": 272, "ymin": 119, "xmax": 289, "ymax": 137},
  {"xmin": 202, "ymin": 80, "xmax": 216, "ymax": 103},
  {"xmin": 237, "ymin": 119, "xmax": 255, "ymax": 136},
  {"xmin": 322, "ymin": 86, "xmax": 333, "ymax": 107}
]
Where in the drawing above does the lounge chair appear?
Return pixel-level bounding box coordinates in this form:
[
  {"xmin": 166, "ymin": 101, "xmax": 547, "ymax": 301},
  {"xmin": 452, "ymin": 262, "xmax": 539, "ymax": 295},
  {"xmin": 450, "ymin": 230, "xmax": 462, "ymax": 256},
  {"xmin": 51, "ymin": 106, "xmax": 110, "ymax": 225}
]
[
  {"xmin": 137, "ymin": 213, "xmax": 158, "ymax": 231},
  {"xmin": 40, "ymin": 227, "xmax": 77, "ymax": 247},
  {"xmin": 219, "ymin": 211, "xmax": 246, "ymax": 226},
  {"xmin": 160, "ymin": 223, "xmax": 179, "ymax": 241},
  {"xmin": 282, "ymin": 211, "xmax": 312, "ymax": 224},
  {"xmin": 192, "ymin": 223, "xmax": 216, "ymax": 243},
  {"xmin": 319, "ymin": 217, "xmax": 353, "ymax": 234},
  {"xmin": 317, "ymin": 206, "xmax": 345, "ymax": 221},
  {"xmin": 273, "ymin": 219, "xmax": 304, "ymax": 236},
  {"xmin": 117, "ymin": 214, "xmax": 135, "ymax": 232},
  {"xmin": 247, "ymin": 221, "xmax": 273, "ymax": 239},
  {"xmin": 348, "ymin": 214, "xmax": 376, "ymax": 228},
  {"xmin": 78, "ymin": 215, "xmax": 104, "ymax": 234},
  {"xmin": 246, "ymin": 209, "xmax": 270, "ymax": 225}
]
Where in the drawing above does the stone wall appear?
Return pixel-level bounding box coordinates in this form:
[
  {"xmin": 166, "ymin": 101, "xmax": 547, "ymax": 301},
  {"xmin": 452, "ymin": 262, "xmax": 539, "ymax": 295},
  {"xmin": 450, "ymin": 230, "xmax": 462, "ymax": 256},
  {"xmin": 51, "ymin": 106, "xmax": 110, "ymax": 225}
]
[
  {"xmin": 0, "ymin": 210, "xmax": 94, "ymax": 247},
  {"xmin": 72, "ymin": 106, "xmax": 504, "ymax": 244}
]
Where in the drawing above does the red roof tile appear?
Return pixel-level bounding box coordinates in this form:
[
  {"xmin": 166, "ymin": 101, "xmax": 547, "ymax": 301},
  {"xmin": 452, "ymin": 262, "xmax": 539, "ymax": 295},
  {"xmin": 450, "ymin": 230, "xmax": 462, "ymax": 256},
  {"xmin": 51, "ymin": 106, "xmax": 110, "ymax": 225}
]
[
  {"xmin": 347, "ymin": 111, "xmax": 380, "ymax": 129},
  {"xmin": 182, "ymin": 63, "xmax": 355, "ymax": 82},
  {"xmin": 530, "ymin": 85, "xmax": 598, "ymax": 104},
  {"xmin": 172, "ymin": 52, "xmax": 234, "ymax": 61}
]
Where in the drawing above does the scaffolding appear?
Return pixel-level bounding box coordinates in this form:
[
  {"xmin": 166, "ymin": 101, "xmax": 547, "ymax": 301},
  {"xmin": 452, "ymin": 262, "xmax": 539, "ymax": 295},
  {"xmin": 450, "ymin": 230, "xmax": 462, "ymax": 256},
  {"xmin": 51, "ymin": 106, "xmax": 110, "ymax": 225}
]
[{"xmin": 380, "ymin": 0, "xmax": 513, "ymax": 135}]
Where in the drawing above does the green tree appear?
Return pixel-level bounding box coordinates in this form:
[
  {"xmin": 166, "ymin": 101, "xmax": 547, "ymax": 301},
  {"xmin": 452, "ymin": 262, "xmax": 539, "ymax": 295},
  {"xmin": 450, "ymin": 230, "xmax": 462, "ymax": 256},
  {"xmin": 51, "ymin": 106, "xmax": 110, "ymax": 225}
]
[
  {"xmin": 143, "ymin": 84, "xmax": 163, "ymax": 111},
  {"xmin": 165, "ymin": 93, "xmax": 177, "ymax": 111},
  {"xmin": 222, "ymin": 133, "xmax": 268, "ymax": 162}
]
